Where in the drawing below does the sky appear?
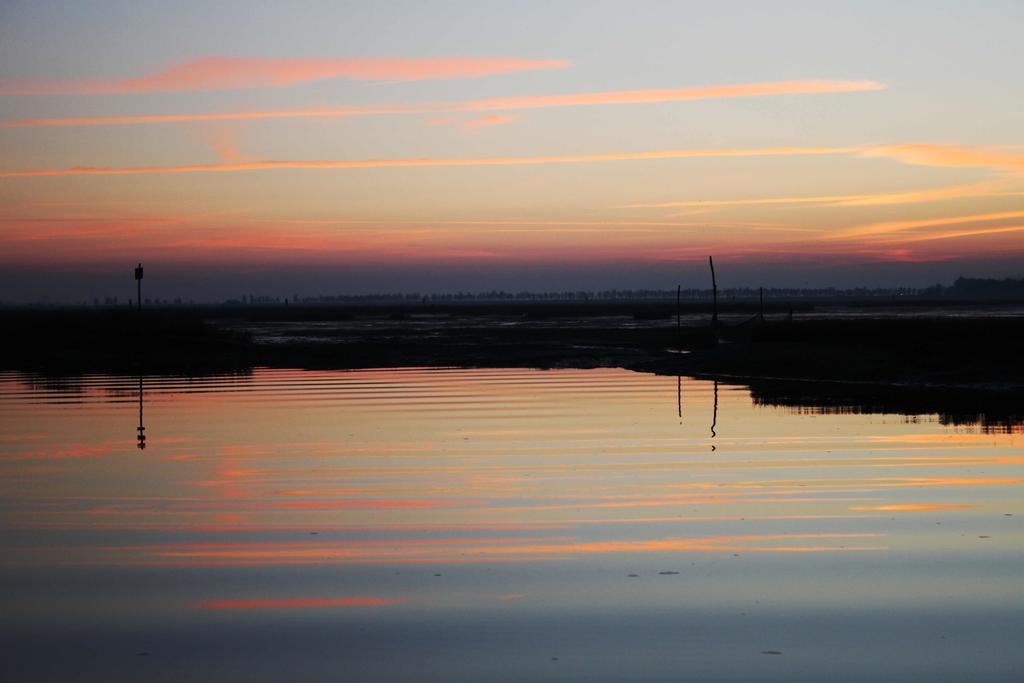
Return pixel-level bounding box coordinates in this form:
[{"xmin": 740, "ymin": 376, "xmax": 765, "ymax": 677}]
[{"xmin": 1, "ymin": 0, "xmax": 1023, "ymax": 302}]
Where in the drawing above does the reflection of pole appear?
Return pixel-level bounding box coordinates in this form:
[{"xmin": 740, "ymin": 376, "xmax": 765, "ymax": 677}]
[
  {"xmin": 710, "ymin": 380, "xmax": 718, "ymax": 445},
  {"xmin": 137, "ymin": 376, "xmax": 146, "ymax": 450},
  {"xmin": 677, "ymin": 375, "xmax": 682, "ymax": 419},
  {"xmin": 759, "ymin": 286, "xmax": 765, "ymax": 322},
  {"xmin": 709, "ymin": 256, "xmax": 718, "ymax": 329}
]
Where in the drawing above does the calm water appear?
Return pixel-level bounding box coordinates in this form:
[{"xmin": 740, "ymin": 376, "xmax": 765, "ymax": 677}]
[{"xmin": 1, "ymin": 367, "xmax": 1021, "ymax": 681}]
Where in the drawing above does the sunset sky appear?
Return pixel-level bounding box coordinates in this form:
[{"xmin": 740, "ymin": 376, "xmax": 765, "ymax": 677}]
[{"xmin": 2, "ymin": 1, "xmax": 1023, "ymax": 301}]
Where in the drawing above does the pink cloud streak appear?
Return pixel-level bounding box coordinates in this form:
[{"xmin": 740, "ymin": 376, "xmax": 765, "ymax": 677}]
[
  {"xmin": 0, "ymin": 56, "xmax": 570, "ymax": 94},
  {"xmin": 463, "ymin": 113, "xmax": 519, "ymax": 130},
  {"xmin": 0, "ymin": 146, "xmax": 854, "ymax": 178},
  {"xmin": 862, "ymin": 143, "xmax": 1024, "ymax": 172},
  {"xmin": 1, "ymin": 79, "xmax": 884, "ymax": 127}
]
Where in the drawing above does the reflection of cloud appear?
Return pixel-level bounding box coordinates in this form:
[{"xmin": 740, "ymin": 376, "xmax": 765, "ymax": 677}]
[
  {"xmin": 1, "ymin": 79, "xmax": 882, "ymax": 126},
  {"xmin": 196, "ymin": 596, "xmax": 406, "ymax": 610},
  {"xmin": 137, "ymin": 533, "xmax": 883, "ymax": 566},
  {"xmin": 0, "ymin": 56, "xmax": 570, "ymax": 94},
  {"xmin": 14, "ymin": 443, "xmax": 117, "ymax": 460},
  {"xmin": 267, "ymin": 499, "xmax": 469, "ymax": 509},
  {"xmin": 850, "ymin": 504, "xmax": 973, "ymax": 511},
  {"xmin": 874, "ymin": 477, "xmax": 1024, "ymax": 488}
]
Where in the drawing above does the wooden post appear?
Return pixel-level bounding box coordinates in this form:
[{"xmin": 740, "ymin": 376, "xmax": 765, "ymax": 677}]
[
  {"xmin": 759, "ymin": 286, "xmax": 764, "ymax": 322},
  {"xmin": 709, "ymin": 256, "xmax": 718, "ymax": 328},
  {"xmin": 134, "ymin": 263, "xmax": 144, "ymax": 310},
  {"xmin": 676, "ymin": 284, "xmax": 681, "ymax": 347}
]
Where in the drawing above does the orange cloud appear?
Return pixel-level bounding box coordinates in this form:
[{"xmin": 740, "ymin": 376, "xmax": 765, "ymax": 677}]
[
  {"xmin": 421, "ymin": 113, "xmax": 520, "ymax": 131},
  {"xmin": 862, "ymin": 143, "xmax": 1024, "ymax": 171},
  {"xmin": 460, "ymin": 79, "xmax": 884, "ymax": 111},
  {"xmin": 463, "ymin": 113, "xmax": 519, "ymax": 130},
  {"xmin": 827, "ymin": 209, "xmax": 1024, "ymax": 240},
  {"xmin": 0, "ymin": 145, "xmax": 854, "ymax": 178},
  {"xmin": 1, "ymin": 79, "xmax": 883, "ymax": 127},
  {"xmin": 626, "ymin": 180, "xmax": 1024, "ymax": 209},
  {"xmin": 194, "ymin": 125, "xmax": 253, "ymax": 163},
  {"xmin": 885, "ymin": 223, "xmax": 1024, "ymax": 243},
  {"xmin": 0, "ymin": 56, "xmax": 570, "ymax": 94}
]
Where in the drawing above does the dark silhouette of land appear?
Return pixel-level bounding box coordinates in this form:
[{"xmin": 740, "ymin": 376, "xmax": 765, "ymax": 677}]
[
  {"xmin": 4, "ymin": 300, "xmax": 1024, "ymax": 384},
  {"xmin": 3, "ymin": 288, "xmax": 1024, "ymax": 430},
  {"xmin": 0, "ymin": 308, "xmax": 253, "ymax": 373}
]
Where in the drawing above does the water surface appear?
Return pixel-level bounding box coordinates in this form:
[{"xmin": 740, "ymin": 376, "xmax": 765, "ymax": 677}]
[{"xmin": 1, "ymin": 368, "xmax": 1021, "ymax": 681}]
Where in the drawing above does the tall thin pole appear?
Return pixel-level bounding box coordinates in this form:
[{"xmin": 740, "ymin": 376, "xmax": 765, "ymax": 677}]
[
  {"xmin": 676, "ymin": 284, "xmax": 681, "ymax": 347},
  {"xmin": 134, "ymin": 263, "xmax": 144, "ymax": 310},
  {"xmin": 709, "ymin": 256, "xmax": 718, "ymax": 328},
  {"xmin": 759, "ymin": 286, "xmax": 764, "ymax": 322}
]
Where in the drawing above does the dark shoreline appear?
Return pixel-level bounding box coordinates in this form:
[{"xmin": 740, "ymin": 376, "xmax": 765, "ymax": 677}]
[{"xmin": 3, "ymin": 304, "xmax": 1024, "ymax": 429}]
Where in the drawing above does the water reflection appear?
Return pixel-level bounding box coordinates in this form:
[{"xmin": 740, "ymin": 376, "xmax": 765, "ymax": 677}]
[
  {"xmin": 747, "ymin": 379, "xmax": 1024, "ymax": 433},
  {"xmin": 0, "ymin": 368, "xmax": 1021, "ymax": 681},
  {"xmin": 136, "ymin": 376, "xmax": 146, "ymax": 450},
  {"xmin": 676, "ymin": 375, "xmax": 681, "ymax": 420},
  {"xmin": 711, "ymin": 380, "xmax": 719, "ymax": 446}
]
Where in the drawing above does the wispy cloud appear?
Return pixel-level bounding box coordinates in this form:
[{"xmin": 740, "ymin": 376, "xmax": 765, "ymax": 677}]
[
  {"xmin": 625, "ymin": 180, "xmax": 1024, "ymax": 209},
  {"xmin": 0, "ymin": 146, "xmax": 854, "ymax": 178},
  {"xmin": 464, "ymin": 79, "xmax": 884, "ymax": 110},
  {"xmin": 422, "ymin": 113, "xmax": 520, "ymax": 131},
  {"xmin": 192, "ymin": 124, "xmax": 253, "ymax": 163},
  {"xmin": 862, "ymin": 143, "xmax": 1024, "ymax": 172},
  {"xmin": 0, "ymin": 56, "xmax": 570, "ymax": 94},
  {"xmin": 4, "ymin": 210, "xmax": 1014, "ymax": 267},
  {"xmin": 880, "ymin": 224, "xmax": 1024, "ymax": 244},
  {"xmin": 1, "ymin": 79, "xmax": 884, "ymax": 127},
  {"xmin": 422, "ymin": 116, "xmax": 455, "ymax": 126},
  {"xmin": 463, "ymin": 113, "xmax": 519, "ymax": 130},
  {"xmin": 826, "ymin": 209, "xmax": 1024, "ymax": 240}
]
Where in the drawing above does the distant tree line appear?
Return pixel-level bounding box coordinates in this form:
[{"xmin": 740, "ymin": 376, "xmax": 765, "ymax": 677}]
[
  {"xmin": 290, "ymin": 286, "xmax": 924, "ymax": 305},
  {"xmin": 7, "ymin": 276, "xmax": 1022, "ymax": 308},
  {"xmin": 919, "ymin": 277, "xmax": 1024, "ymax": 300}
]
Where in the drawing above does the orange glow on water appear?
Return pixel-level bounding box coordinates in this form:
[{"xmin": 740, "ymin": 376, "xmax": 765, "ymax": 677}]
[
  {"xmin": 849, "ymin": 504, "xmax": 975, "ymax": 512},
  {"xmin": 0, "ymin": 368, "xmax": 1019, "ymax": 572}
]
